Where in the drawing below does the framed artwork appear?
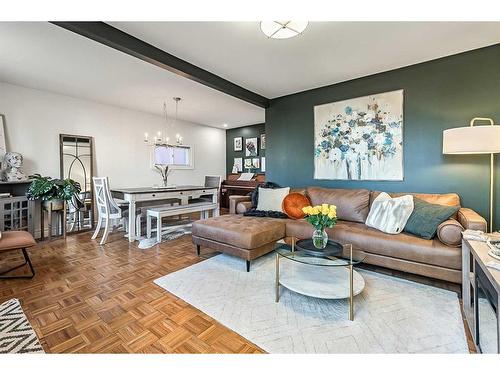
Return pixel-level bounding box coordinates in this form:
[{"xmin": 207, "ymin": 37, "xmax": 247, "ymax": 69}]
[
  {"xmin": 244, "ymin": 158, "xmax": 253, "ymax": 169},
  {"xmin": 314, "ymin": 89, "xmax": 403, "ymax": 181},
  {"xmin": 245, "ymin": 137, "xmax": 258, "ymax": 157},
  {"xmin": 0, "ymin": 115, "xmax": 6, "ymax": 169},
  {"xmin": 233, "ymin": 157, "xmax": 243, "ymax": 172},
  {"xmin": 234, "ymin": 137, "xmax": 243, "ymax": 151},
  {"xmin": 261, "ymin": 157, "xmax": 266, "ymax": 172},
  {"xmin": 252, "ymin": 158, "xmax": 260, "ymax": 169},
  {"xmin": 260, "ymin": 134, "xmax": 266, "ymax": 150}
]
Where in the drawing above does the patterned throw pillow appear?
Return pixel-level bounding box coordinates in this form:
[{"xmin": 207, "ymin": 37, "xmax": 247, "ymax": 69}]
[{"xmin": 404, "ymin": 197, "xmax": 460, "ymax": 240}]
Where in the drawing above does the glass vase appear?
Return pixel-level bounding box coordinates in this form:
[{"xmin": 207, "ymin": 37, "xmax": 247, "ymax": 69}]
[{"xmin": 312, "ymin": 228, "xmax": 328, "ymax": 249}]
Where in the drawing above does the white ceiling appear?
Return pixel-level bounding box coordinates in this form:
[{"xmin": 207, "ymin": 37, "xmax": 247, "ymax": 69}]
[
  {"xmin": 0, "ymin": 22, "xmax": 265, "ymax": 129},
  {"xmin": 111, "ymin": 21, "xmax": 500, "ymax": 98},
  {"xmin": 1, "ymin": 22, "xmax": 499, "ymax": 130}
]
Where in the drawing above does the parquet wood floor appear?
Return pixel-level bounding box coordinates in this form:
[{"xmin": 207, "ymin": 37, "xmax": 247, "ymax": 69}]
[
  {"xmin": 0, "ymin": 229, "xmax": 475, "ymax": 353},
  {"xmin": 0, "ymin": 231, "xmax": 264, "ymax": 353}
]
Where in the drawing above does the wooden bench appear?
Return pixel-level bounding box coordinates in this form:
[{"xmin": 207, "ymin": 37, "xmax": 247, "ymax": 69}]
[{"xmin": 146, "ymin": 202, "xmax": 219, "ymax": 242}]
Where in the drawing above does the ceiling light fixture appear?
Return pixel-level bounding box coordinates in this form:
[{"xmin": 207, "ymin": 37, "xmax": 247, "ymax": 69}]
[
  {"xmin": 223, "ymin": 124, "xmax": 228, "ymax": 128},
  {"xmin": 144, "ymin": 97, "xmax": 183, "ymax": 146},
  {"xmin": 260, "ymin": 21, "xmax": 308, "ymax": 39}
]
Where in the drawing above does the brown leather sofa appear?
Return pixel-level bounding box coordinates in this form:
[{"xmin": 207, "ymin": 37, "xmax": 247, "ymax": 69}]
[{"xmin": 225, "ymin": 187, "xmax": 486, "ymax": 283}]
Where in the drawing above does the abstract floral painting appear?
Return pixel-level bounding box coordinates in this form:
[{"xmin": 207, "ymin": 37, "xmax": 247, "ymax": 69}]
[{"xmin": 314, "ymin": 89, "xmax": 403, "ymax": 180}]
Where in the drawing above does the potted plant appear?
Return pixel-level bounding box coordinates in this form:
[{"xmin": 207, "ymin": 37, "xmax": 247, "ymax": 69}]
[
  {"xmin": 26, "ymin": 174, "xmax": 81, "ymax": 210},
  {"xmin": 302, "ymin": 204, "xmax": 338, "ymax": 249}
]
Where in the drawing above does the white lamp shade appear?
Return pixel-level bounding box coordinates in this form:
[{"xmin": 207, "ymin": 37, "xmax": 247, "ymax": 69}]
[{"xmin": 443, "ymin": 125, "xmax": 500, "ymax": 154}]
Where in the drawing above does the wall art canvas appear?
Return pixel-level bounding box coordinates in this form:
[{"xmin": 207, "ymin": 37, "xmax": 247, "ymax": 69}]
[
  {"xmin": 233, "ymin": 157, "xmax": 243, "ymax": 172},
  {"xmin": 234, "ymin": 137, "xmax": 242, "ymax": 151},
  {"xmin": 0, "ymin": 115, "xmax": 6, "ymax": 165},
  {"xmin": 314, "ymin": 89, "xmax": 403, "ymax": 181},
  {"xmin": 245, "ymin": 137, "xmax": 258, "ymax": 157},
  {"xmin": 261, "ymin": 157, "xmax": 266, "ymax": 172},
  {"xmin": 260, "ymin": 134, "xmax": 266, "ymax": 150},
  {"xmin": 252, "ymin": 158, "xmax": 260, "ymax": 169},
  {"xmin": 244, "ymin": 158, "xmax": 253, "ymax": 169}
]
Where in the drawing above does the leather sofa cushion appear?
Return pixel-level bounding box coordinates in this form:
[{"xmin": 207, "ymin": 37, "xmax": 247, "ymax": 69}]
[
  {"xmin": 437, "ymin": 219, "xmax": 464, "ymax": 247},
  {"xmin": 192, "ymin": 215, "xmax": 285, "ymax": 250},
  {"xmin": 306, "ymin": 187, "xmax": 370, "ymax": 223},
  {"xmin": 285, "ymin": 219, "xmax": 461, "ymax": 270}
]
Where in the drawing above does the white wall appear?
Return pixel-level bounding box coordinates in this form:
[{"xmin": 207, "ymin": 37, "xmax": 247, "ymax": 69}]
[{"xmin": 0, "ymin": 81, "xmax": 226, "ymax": 187}]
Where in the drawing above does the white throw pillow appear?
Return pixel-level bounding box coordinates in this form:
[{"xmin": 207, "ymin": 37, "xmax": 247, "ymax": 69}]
[
  {"xmin": 256, "ymin": 187, "xmax": 290, "ymax": 212},
  {"xmin": 365, "ymin": 192, "xmax": 414, "ymax": 234}
]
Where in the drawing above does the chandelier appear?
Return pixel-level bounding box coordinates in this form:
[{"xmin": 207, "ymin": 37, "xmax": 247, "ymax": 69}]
[
  {"xmin": 144, "ymin": 97, "xmax": 183, "ymax": 146},
  {"xmin": 260, "ymin": 21, "xmax": 308, "ymax": 39}
]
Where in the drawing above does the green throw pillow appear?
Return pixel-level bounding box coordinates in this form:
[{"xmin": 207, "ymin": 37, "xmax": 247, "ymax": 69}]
[{"xmin": 404, "ymin": 197, "xmax": 460, "ymax": 240}]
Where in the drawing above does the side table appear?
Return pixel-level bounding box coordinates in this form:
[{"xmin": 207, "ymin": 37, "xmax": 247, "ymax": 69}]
[
  {"xmin": 41, "ymin": 200, "xmax": 67, "ymax": 241},
  {"xmin": 462, "ymin": 238, "xmax": 500, "ymax": 353}
]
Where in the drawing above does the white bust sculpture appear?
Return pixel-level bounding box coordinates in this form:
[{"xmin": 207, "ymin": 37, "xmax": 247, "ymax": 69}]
[{"xmin": 3, "ymin": 152, "xmax": 27, "ymax": 182}]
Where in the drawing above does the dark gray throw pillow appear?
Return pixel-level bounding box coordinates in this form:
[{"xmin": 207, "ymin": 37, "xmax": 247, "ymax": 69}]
[{"xmin": 404, "ymin": 197, "xmax": 460, "ymax": 240}]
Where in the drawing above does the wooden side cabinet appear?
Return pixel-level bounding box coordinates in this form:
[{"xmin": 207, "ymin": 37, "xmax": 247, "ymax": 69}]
[
  {"xmin": 0, "ymin": 195, "xmax": 34, "ymax": 235},
  {"xmin": 462, "ymin": 238, "xmax": 500, "ymax": 353}
]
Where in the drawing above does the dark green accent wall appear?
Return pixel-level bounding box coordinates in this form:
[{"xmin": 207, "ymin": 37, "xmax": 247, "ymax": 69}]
[
  {"xmin": 225, "ymin": 123, "xmax": 266, "ymax": 175},
  {"xmin": 266, "ymin": 44, "xmax": 500, "ymax": 228}
]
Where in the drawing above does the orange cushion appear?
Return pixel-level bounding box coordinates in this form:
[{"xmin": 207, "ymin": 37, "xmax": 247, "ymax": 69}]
[{"xmin": 282, "ymin": 193, "xmax": 311, "ymax": 219}]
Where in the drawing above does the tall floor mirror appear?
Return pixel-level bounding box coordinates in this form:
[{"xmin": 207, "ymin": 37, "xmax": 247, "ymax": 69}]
[{"xmin": 60, "ymin": 134, "xmax": 94, "ymax": 233}]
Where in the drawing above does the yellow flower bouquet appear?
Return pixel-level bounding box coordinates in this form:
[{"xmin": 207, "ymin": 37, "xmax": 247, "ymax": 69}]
[{"xmin": 302, "ymin": 204, "xmax": 338, "ymax": 249}]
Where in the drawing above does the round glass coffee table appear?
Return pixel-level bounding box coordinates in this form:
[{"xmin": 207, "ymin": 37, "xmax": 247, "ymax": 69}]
[{"xmin": 275, "ymin": 239, "xmax": 366, "ymax": 321}]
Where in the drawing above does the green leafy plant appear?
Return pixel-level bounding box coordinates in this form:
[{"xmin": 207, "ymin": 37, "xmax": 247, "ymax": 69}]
[{"xmin": 26, "ymin": 174, "xmax": 81, "ymax": 201}]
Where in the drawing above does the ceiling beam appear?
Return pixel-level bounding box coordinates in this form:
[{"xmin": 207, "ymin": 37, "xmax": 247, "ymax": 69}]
[{"xmin": 50, "ymin": 21, "xmax": 270, "ymax": 109}]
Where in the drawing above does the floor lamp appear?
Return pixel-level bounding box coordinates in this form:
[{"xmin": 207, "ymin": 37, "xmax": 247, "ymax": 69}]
[{"xmin": 443, "ymin": 118, "xmax": 500, "ymax": 233}]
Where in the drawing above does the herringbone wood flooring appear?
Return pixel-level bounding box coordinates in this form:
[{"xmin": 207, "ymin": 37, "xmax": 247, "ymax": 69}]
[{"xmin": 0, "ymin": 231, "xmax": 263, "ymax": 353}]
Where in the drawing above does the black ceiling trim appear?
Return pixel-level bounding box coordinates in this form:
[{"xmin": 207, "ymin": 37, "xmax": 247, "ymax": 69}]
[{"xmin": 50, "ymin": 21, "xmax": 269, "ymax": 109}]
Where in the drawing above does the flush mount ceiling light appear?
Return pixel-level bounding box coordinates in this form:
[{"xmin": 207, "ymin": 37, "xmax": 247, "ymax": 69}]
[{"xmin": 260, "ymin": 21, "xmax": 308, "ymax": 39}]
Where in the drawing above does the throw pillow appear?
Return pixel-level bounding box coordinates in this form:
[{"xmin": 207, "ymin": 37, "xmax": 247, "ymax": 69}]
[
  {"xmin": 250, "ymin": 181, "xmax": 283, "ymax": 208},
  {"xmin": 282, "ymin": 193, "xmax": 311, "ymax": 219},
  {"xmin": 365, "ymin": 192, "xmax": 414, "ymax": 234},
  {"xmin": 404, "ymin": 197, "xmax": 460, "ymax": 240},
  {"xmin": 256, "ymin": 187, "xmax": 290, "ymax": 213},
  {"xmin": 437, "ymin": 219, "xmax": 464, "ymax": 247}
]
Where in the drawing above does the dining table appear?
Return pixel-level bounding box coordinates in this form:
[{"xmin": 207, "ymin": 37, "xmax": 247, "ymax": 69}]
[{"xmin": 111, "ymin": 185, "xmax": 219, "ymax": 242}]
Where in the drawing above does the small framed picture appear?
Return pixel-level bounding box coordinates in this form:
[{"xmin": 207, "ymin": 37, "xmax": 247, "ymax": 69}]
[
  {"xmin": 260, "ymin": 134, "xmax": 266, "ymax": 150},
  {"xmin": 252, "ymin": 158, "xmax": 260, "ymax": 169},
  {"xmin": 244, "ymin": 158, "xmax": 253, "ymax": 169},
  {"xmin": 261, "ymin": 157, "xmax": 266, "ymax": 172},
  {"xmin": 245, "ymin": 137, "xmax": 258, "ymax": 157},
  {"xmin": 233, "ymin": 157, "xmax": 243, "ymax": 172},
  {"xmin": 234, "ymin": 137, "xmax": 243, "ymax": 151}
]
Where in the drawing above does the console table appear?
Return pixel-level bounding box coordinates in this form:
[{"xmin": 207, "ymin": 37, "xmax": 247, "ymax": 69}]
[
  {"xmin": 462, "ymin": 238, "xmax": 500, "ymax": 353},
  {"xmin": 111, "ymin": 186, "xmax": 219, "ymax": 242}
]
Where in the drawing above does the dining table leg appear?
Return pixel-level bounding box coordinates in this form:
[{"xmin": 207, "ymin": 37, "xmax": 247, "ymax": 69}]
[{"xmin": 128, "ymin": 201, "xmax": 136, "ymax": 242}]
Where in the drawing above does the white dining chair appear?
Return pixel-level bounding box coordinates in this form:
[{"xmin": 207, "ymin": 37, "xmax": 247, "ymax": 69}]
[{"xmin": 91, "ymin": 177, "xmax": 129, "ymax": 245}]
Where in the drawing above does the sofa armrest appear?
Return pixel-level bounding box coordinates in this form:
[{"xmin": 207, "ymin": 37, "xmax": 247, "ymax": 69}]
[
  {"xmin": 458, "ymin": 207, "xmax": 487, "ymax": 232},
  {"xmin": 229, "ymin": 195, "xmax": 251, "ymax": 214}
]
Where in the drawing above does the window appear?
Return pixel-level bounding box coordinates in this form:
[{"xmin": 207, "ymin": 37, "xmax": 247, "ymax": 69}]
[{"xmin": 152, "ymin": 145, "xmax": 193, "ymax": 169}]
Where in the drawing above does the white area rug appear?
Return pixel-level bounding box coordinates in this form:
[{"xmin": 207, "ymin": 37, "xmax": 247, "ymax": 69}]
[{"xmin": 154, "ymin": 253, "xmax": 469, "ymax": 353}]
